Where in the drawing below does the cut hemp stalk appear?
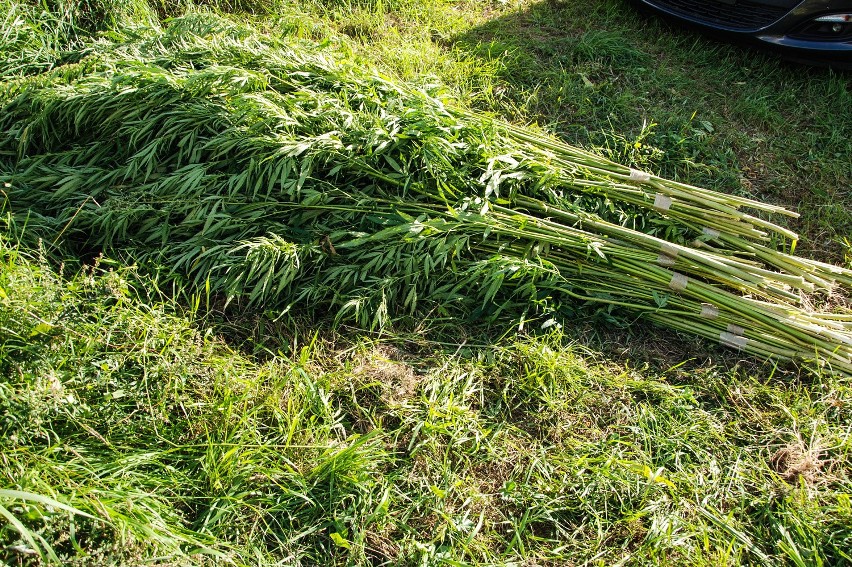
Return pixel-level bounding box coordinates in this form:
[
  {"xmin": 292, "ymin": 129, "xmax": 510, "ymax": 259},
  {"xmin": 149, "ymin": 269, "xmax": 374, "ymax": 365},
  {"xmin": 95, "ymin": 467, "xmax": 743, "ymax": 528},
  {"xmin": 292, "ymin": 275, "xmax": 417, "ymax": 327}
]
[{"xmin": 1, "ymin": 13, "xmax": 850, "ymax": 374}]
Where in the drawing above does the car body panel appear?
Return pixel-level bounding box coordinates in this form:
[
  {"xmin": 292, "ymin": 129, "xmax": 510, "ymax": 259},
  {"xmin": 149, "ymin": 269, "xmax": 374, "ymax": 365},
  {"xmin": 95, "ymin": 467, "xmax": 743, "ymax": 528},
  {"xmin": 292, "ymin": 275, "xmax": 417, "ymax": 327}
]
[{"xmin": 633, "ymin": 0, "xmax": 852, "ymax": 66}]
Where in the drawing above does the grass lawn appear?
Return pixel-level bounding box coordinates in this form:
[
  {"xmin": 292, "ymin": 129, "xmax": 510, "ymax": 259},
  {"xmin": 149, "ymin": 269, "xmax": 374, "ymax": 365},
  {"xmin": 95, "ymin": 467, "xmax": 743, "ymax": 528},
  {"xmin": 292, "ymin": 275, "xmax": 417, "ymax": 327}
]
[{"xmin": 1, "ymin": 0, "xmax": 851, "ymax": 565}]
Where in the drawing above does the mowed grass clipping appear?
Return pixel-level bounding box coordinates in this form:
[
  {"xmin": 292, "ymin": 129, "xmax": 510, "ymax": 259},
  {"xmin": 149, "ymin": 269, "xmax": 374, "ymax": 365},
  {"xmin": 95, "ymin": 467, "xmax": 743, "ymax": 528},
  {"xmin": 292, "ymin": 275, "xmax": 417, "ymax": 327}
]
[{"xmin": 2, "ymin": 239, "xmax": 852, "ymax": 565}]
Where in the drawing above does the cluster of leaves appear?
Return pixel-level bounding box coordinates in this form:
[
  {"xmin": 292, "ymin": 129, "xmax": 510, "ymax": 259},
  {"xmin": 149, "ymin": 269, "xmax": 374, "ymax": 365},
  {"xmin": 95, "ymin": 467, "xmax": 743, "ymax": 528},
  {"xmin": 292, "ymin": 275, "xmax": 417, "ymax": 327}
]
[
  {"xmin": 1, "ymin": 11, "xmax": 850, "ymax": 370},
  {"xmin": 0, "ymin": 13, "xmax": 628, "ymax": 330}
]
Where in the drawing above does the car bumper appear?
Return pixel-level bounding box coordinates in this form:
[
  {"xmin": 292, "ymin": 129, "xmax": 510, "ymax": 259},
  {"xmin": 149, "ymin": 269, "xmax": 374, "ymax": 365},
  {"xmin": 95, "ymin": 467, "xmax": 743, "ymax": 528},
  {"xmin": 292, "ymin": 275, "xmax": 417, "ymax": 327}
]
[
  {"xmin": 634, "ymin": 0, "xmax": 852, "ymax": 67},
  {"xmin": 752, "ymin": 34, "xmax": 852, "ymax": 67}
]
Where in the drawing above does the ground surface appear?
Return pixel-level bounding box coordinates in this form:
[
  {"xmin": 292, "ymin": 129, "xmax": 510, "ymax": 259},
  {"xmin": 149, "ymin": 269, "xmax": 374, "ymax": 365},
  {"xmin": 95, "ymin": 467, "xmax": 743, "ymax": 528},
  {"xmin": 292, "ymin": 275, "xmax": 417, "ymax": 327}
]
[{"xmin": 2, "ymin": 0, "xmax": 851, "ymax": 565}]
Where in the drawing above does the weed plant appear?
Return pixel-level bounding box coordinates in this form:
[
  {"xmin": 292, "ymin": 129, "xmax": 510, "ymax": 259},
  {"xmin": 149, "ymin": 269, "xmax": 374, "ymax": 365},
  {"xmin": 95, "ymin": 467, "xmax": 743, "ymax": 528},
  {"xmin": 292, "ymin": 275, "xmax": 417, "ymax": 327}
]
[{"xmin": 1, "ymin": 11, "xmax": 850, "ymax": 372}]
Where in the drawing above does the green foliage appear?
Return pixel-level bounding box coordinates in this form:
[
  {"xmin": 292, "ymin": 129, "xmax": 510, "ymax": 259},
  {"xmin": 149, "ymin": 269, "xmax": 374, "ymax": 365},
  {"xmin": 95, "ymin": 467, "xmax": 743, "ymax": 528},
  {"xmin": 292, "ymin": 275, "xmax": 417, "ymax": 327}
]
[
  {"xmin": 38, "ymin": 0, "xmax": 157, "ymax": 31},
  {"xmin": 2, "ymin": 2, "xmax": 852, "ymax": 564},
  {"xmin": 1, "ymin": 12, "xmax": 850, "ymax": 373},
  {"xmin": 2, "ymin": 246, "xmax": 852, "ymax": 564},
  {"xmin": 445, "ymin": 0, "xmax": 851, "ymax": 260},
  {"xmin": 0, "ymin": 243, "xmax": 392, "ymax": 564}
]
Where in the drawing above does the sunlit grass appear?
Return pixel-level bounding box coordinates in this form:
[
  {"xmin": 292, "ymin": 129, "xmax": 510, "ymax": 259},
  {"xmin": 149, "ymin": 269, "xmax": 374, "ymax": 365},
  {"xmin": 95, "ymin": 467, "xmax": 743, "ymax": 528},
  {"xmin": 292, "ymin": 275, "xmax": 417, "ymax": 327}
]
[
  {"xmin": 2, "ymin": 239, "xmax": 852, "ymax": 564},
  {"xmin": 1, "ymin": 0, "xmax": 851, "ymax": 565}
]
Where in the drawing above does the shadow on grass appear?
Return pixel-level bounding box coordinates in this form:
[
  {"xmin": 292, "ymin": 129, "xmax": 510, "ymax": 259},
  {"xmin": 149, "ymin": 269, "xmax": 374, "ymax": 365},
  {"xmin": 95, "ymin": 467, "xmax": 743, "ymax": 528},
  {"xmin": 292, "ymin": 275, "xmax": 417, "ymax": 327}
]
[{"xmin": 451, "ymin": 0, "xmax": 851, "ymax": 260}]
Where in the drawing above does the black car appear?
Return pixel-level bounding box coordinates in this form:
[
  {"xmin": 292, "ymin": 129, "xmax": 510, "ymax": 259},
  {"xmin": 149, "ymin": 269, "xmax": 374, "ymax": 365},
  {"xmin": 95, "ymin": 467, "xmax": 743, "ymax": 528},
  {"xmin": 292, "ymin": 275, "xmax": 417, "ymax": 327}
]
[{"xmin": 633, "ymin": 0, "xmax": 852, "ymax": 67}]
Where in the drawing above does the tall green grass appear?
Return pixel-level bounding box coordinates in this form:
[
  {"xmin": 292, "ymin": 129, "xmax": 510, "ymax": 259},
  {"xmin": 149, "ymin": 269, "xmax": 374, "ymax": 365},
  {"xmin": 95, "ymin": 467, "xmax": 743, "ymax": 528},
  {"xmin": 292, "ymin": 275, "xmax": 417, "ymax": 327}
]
[
  {"xmin": 3, "ymin": 234, "xmax": 852, "ymax": 564},
  {"xmin": 0, "ymin": 238, "xmax": 392, "ymax": 564}
]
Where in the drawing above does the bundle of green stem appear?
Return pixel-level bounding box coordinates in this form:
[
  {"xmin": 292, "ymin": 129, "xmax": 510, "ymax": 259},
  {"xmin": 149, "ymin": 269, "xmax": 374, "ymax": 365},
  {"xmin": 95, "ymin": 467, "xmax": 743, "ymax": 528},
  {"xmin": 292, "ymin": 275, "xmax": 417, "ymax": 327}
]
[{"xmin": 2, "ymin": 14, "xmax": 850, "ymax": 374}]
